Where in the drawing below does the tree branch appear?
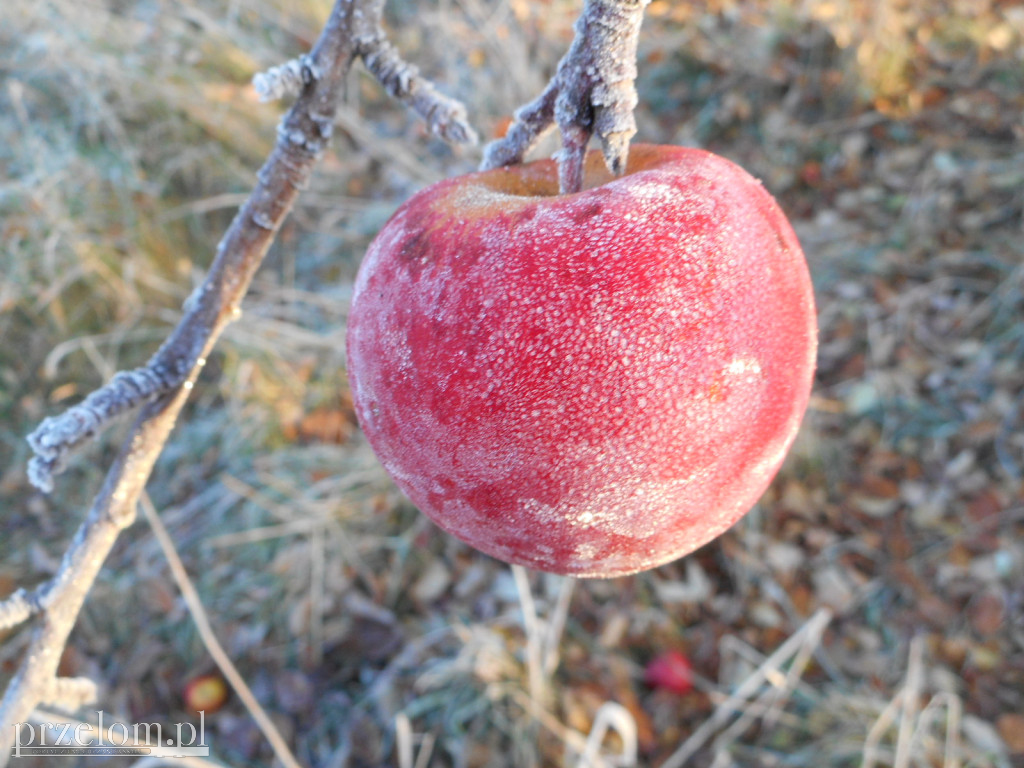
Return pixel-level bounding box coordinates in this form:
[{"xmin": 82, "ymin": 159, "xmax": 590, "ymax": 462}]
[
  {"xmin": 4, "ymin": 1, "xmax": 474, "ymax": 763},
  {"xmin": 481, "ymin": 0, "xmax": 650, "ymax": 194},
  {"xmin": 0, "ymin": 589, "xmax": 42, "ymax": 632},
  {"xmin": 355, "ymin": 1, "xmax": 478, "ymax": 146},
  {"xmin": 252, "ymin": 54, "xmax": 319, "ymax": 103},
  {"xmin": 24, "ymin": 0, "xmax": 476, "ymax": 496}
]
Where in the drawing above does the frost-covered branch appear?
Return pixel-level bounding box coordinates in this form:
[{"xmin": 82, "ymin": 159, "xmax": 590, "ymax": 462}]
[
  {"xmin": 254, "ymin": 0, "xmax": 477, "ymax": 145},
  {"xmin": 0, "ymin": 589, "xmax": 42, "ymax": 632},
  {"xmin": 25, "ymin": 0, "xmax": 475, "ymax": 495},
  {"xmin": 5, "ymin": 0, "xmax": 474, "ymax": 762},
  {"xmin": 253, "ymin": 54, "xmax": 319, "ymax": 102},
  {"xmin": 358, "ymin": 32, "xmax": 477, "ymax": 145},
  {"xmin": 354, "ymin": 0, "xmax": 477, "ymax": 145},
  {"xmin": 27, "ymin": 363, "xmax": 190, "ymax": 493},
  {"xmin": 481, "ymin": 0, "xmax": 650, "ymax": 194}
]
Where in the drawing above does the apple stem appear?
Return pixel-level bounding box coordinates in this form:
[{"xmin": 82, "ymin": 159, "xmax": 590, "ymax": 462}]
[{"xmin": 481, "ymin": 0, "xmax": 651, "ymax": 195}]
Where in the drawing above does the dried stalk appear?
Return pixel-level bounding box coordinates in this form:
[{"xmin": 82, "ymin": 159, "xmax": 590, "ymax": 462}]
[{"xmin": 139, "ymin": 495, "xmax": 300, "ymax": 768}]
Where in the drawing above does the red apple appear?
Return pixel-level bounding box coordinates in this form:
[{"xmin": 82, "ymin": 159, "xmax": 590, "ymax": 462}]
[
  {"xmin": 346, "ymin": 144, "xmax": 816, "ymax": 578},
  {"xmin": 644, "ymin": 650, "xmax": 694, "ymax": 694}
]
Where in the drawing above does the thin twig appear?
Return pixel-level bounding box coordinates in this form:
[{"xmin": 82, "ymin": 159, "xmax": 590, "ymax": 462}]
[
  {"xmin": 0, "ymin": 590, "xmax": 40, "ymax": 632},
  {"xmin": 512, "ymin": 564, "xmax": 545, "ymax": 768},
  {"xmin": 862, "ymin": 636, "xmax": 930, "ymax": 768},
  {"xmin": 862, "ymin": 690, "xmax": 904, "ymax": 768},
  {"xmin": 914, "ymin": 692, "xmax": 963, "ymax": 768},
  {"xmin": 576, "ymin": 701, "xmax": 638, "ymax": 768},
  {"xmin": 396, "ymin": 712, "xmax": 415, "ymax": 768},
  {"xmin": 542, "ymin": 576, "xmax": 576, "ymax": 676},
  {"xmin": 512, "ymin": 565, "xmax": 545, "ymax": 707},
  {"xmin": 256, "ymin": 4, "xmax": 478, "ymax": 146},
  {"xmin": 139, "ymin": 494, "xmax": 301, "ymax": 768},
  {"xmin": 660, "ymin": 609, "xmax": 833, "ymax": 768},
  {"xmin": 253, "ymin": 54, "xmax": 319, "ymax": 102},
  {"xmin": 355, "ymin": 0, "xmax": 478, "ymax": 145},
  {"xmin": 894, "ymin": 636, "xmax": 926, "ymax": 768}
]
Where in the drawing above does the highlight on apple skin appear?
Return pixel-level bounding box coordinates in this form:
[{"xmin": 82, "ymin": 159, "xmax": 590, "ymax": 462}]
[{"xmin": 346, "ymin": 144, "xmax": 817, "ymax": 578}]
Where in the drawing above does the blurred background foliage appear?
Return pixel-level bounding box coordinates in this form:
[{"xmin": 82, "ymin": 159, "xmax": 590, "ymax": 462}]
[{"xmin": 2, "ymin": 0, "xmax": 1024, "ymax": 766}]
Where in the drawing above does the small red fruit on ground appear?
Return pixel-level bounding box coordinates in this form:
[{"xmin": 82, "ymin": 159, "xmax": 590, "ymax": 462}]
[
  {"xmin": 347, "ymin": 144, "xmax": 816, "ymax": 577},
  {"xmin": 644, "ymin": 650, "xmax": 694, "ymax": 694},
  {"xmin": 183, "ymin": 673, "xmax": 228, "ymax": 713}
]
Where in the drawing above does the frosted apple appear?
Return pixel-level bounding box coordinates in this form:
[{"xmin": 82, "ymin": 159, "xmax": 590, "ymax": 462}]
[{"xmin": 346, "ymin": 144, "xmax": 816, "ymax": 578}]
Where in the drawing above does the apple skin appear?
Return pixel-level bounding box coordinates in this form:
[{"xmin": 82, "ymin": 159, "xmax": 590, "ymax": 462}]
[{"xmin": 346, "ymin": 144, "xmax": 816, "ymax": 578}]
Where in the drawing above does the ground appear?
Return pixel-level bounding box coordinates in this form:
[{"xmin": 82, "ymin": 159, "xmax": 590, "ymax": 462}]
[{"xmin": 1, "ymin": 0, "xmax": 1023, "ymax": 766}]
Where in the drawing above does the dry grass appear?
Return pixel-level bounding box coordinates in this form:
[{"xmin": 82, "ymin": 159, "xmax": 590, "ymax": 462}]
[{"xmin": 2, "ymin": 0, "xmax": 1023, "ymax": 766}]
